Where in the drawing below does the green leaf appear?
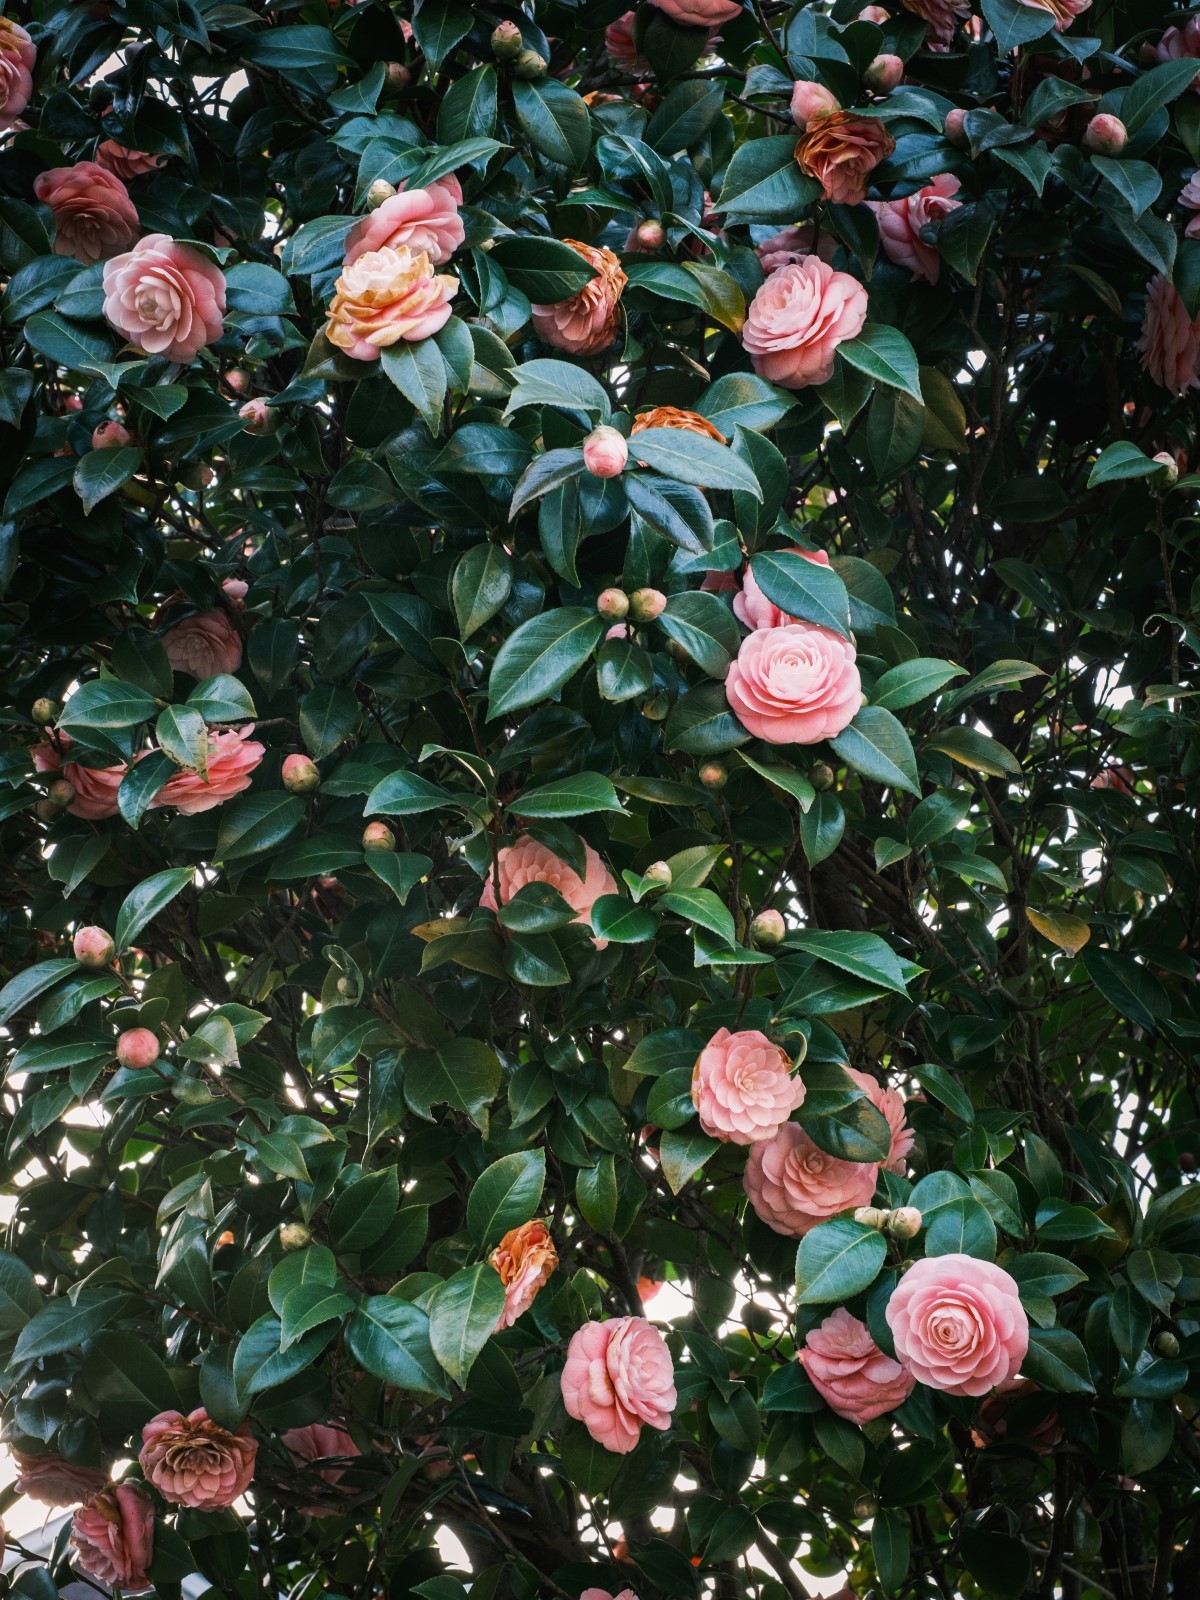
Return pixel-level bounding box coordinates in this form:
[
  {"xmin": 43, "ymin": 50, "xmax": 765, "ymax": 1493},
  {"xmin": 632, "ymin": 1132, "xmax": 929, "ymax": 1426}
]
[
  {"xmin": 924, "ymin": 726, "xmax": 1022, "ymax": 779},
  {"xmin": 659, "ymin": 1127, "xmax": 720, "ymax": 1193},
  {"xmin": 0, "ymin": 959, "xmax": 80, "ymax": 1026},
  {"xmin": 800, "ymin": 1063, "xmax": 893, "ymax": 1163},
  {"xmin": 796, "ymin": 1220, "xmax": 887, "ymax": 1304},
  {"xmin": 514, "ymin": 772, "xmax": 623, "ymax": 818},
  {"xmin": 13, "ymin": 1289, "xmax": 125, "ymax": 1363},
  {"xmin": 738, "ymin": 750, "xmax": 816, "ymax": 811},
  {"xmin": 329, "ymin": 1167, "xmax": 400, "ymax": 1253},
  {"xmin": 156, "ymin": 705, "xmax": 208, "ymax": 775},
  {"xmin": 513, "ymin": 79, "xmax": 592, "ymax": 168},
  {"xmin": 659, "ymin": 886, "xmax": 736, "ymax": 947},
  {"xmin": 115, "ymin": 867, "xmax": 194, "ymax": 952},
  {"xmin": 590, "ymin": 895, "xmax": 659, "ymax": 944},
  {"xmin": 428, "ymin": 1263, "xmax": 507, "ymax": 1386},
  {"xmin": 411, "ymin": 1, "xmax": 472, "ymax": 68},
  {"xmin": 632, "ymin": 429, "xmax": 762, "ymax": 497},
  {"xmin": 300, "ymin": 684, "xmax": 358, "ymax": 760},
  {"xmin": 787, "ymin": 929, "xmax": 912, "ymax": 995},
  {"xmin": 872, "ymin": 658, "xmax": 966, "ymax": 711},
  {"xmin": 186, "ymin": 674, "xmax": 255, "ymax": 724},
  {"xmin": 452, "ymin": 543, "xmax": 513, "ymax": 639},
  {"xmin": 489, "ymin": 236, "xmax": 598, "ymax": 302},
  {"xmin": 1083, "ymin": 947, "xmax": 1170, "ymax": 1033},
  {"xmin": 346, "ymin": 1297, "xmax": 449, "ymax": 1398},
  {"xmin": 215, "ymin": 795, "xmax": 305, "ymax": 862},
  {"xmin": 381, "ymin": 338, "xmax": 449, "ymax": 434},
  {"xmin": 715, "ymin": 134, "xmax": 822, "ymax": 223},
  {"xmin": 368, "ymin": 851, "xmax": 432, "ymax": 904},
  {"xmin": 73, "ymin": 446, "xmax": 141, "ymax": 515},
  {"xmin": 1127, "ymin": 1248, "xmax": 1182, "ymax": 1314},
  {"xmin": 467, "ymin": 1150, "xmax": 546, "ymax": 1249},
  {"xmin": 748, "ymin": 551, "xmax": 852, "ymax": 637},
  {"xmin": 403, "ymin": 1038, "xmax": 501, "ymax": 1130},
  {"xmin": 365, "ymin": 769, "xmax": 457, "ymax": 817},
  {"xmin": 504, "ymin": 357, "xmax": 611, "ymax": 419},
  {"xmin": 696, "ymin": 372, "xmax": 795, "ymax": 435},
  {"xmin": 914, "ymin": 1062, "xmax": 975, "ymax": 1124},
  {"xmin": 1088, "ymin": 440, "xmax": 1159, "ymax": 488},
  {"xmin": 873, "ymin": 1507, "xmax": 911, "ymax": 1595},
  {"xmin": 58, "ymin": 679, "xmax": 158, "ymax": 740},
  {"xmin": 1121, "ymin": 57, "xmax": 1200, "ymax": 135},
  {"xmin": 829, "ymin": 707, "xmax": 921, "ymax": 796},
  {"xmin": 597, "ymin": 638, "xmax": 654, "ymax": 702},
  {"xmin": 1020, "ymin": 1326, "xmax": 1095, "ymax": 1394},
  {"xmin": 487, "ymin": 607, "xmax": 604, "ymax": 718},
  {"xmin": 838, "ymin": 323, "xmax": 922, "ymax": 403},
  {"xmin": 658, "ymin": 591, "xmax": 743, "ymax": 678},
  {"xmin": 0, "ymin": 1249, "xmax": 42, "ymax": 1332}
]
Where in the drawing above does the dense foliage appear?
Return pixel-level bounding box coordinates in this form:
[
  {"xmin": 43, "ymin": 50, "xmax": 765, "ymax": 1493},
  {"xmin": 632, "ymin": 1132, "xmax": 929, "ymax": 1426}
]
[{"xmin": 1, "ymin": 0, "xmax": 1200, "ymax": 1597}]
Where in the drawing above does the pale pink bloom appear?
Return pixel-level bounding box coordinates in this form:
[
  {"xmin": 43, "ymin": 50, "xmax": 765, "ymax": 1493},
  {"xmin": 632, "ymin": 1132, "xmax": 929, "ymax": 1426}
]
[
  {"xmin": 489, "ymin": 1220, "xmax": 558, "ymax": 1329},
  {"xmin": 94, "ymin": 140, "xmax": 167, "ymax": 181},
  {"xmin": 701, "ymin": 569, "xmax": 739, "ymax": 594},
  {"xmin": 744, "ymin": 1123, "xmax": 879, "ymax": 1236},
  {"xmin": 648, "ymin": 0, "xmax": 741, "ymax": 20},
  {"xmin": 14, "ymin": 1452, "xmax": 108, "ymax": 1506},
  {"xmin": 582, "ymin": 1591, "xmax": 639, "ymax": 1600},
  {"xmin": 901, "ymin": 0, "xmax": 970, "ymax": 46},
  {"xmin": 33, "ymin": 733, "xmax": 125, "ymax": 821},
  {"xmin": 140, "ymin": 1407, "xmax": 257, "ymax": 1508},
  {"xmin": 725, "ymin": 623, "xmax": 862, "ymax": 745},
  {"xmin": 1017, "ymin": 0, "xmax": 1091, "ymax": 29},
  {"xmin": 846, "ymin": 1067, "xmax": 913, "ymax": 1173},
  {"xmin": 102, "ymin": 233, "xmax": 226, "ymax": 363},
  {"xmin": 605, "ymin": 12, "xmax": 649, "ymax": 73},
  {"xmin": 791, "ymin": 80, "xmax": 841, "ymax": 128},
  {"xmin": 155, "ymin": 725, "xmax": 264, "ymax": 814},
  {"xmin": 222, "ymin": 577, "xmax": 249, "ymax": 606},
  {"xmin": 870, "ymin": 174, "xmax": 961, "ymax": 284},
  {"xmin": 1140, "ymin": 275, "xmax": 1200, "ymax": 395},
  {"xmin": 325, "ymin": 245, "xmax": 457, "ymax": 359},
  {"xmin": 1156, "ymin": 17, "xmax": 1200, "ymax": 84},
  {"xmin": 343, "ymin": 176, "xmax": 464, "ymax": 268},
  {"xmin": 756, "ymin": 225, "xmax": 836, "ymax": 275},
  {"xmin": 734, "ymin": 545, "xmax": 831, "ymax": 630},
  {"xmin": 34, "ymin": 162, "xmax": 141, "ymax": 266},
  {"xmin": 71, "ymin": 1483, "xmax": 154, "ymax": 1592},
  {"xmin": 886, "ymin": 1254, "xmax": 1029, "ymax": 1396},
  {"xmin": 0, "ymin": 18, "xmax": 34, "ymax": 131},
  {"xmin": 798, "ymin": 1308, "xmax": 915, "ymax": 1423},
  {"xmin": 162, "ymin": 608, "xmax": 243, "ymax": 678},
  {"xmin": 692, "ymin": 1026, "xmax": 806, "ymax": 1145},
  {"xmin": 281, "ymin": 1422, "xmax": 361, "ymax": 1515},
  {"xmin": 561, "ymin": 1316, "xmax": 676, "ymax": 1454},
  {"xmin": 480, "ymin": 834, "xmax": 618, "ymax": 946},
  {"xmin": 742, "ymin": 258, "xmax": 868, "ymax": 389},
  {"xmin": 531, "ymin": 240, "xmax": 627, "ymax": 357}
]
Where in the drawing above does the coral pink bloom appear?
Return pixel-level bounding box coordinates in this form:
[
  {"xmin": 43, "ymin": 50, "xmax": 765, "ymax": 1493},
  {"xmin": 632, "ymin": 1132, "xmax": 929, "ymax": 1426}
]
[
  {"xmin": 734, "ymin": 546, "xmax": 831, "ymax": 630},
  {"xmin": 886, "ymin": 1254, "xmax": 1029, "ymax": 1396},
  {"xmin": 14, "ymin": 1452, "xmax": 108, "ymax": 1506},
  {"xmin": 744, "ymin": 1123, "xmax": 879, "ymax": 1236},
  {"xmin": 34, "ymin": 162, "xmax": 141, "ymax": 266},
  {"xmin": 582, "ymin": 1591, "xmax": 640, "ymax": 1600},
  {"xmin": 95, "ymin": 140, "xmax": 167, "ymax": 181},
  {"xmin": 901, "ymin": 0, "xmax": 970, "ymax": 47},
  {"xmin": 33, "ymin": 733, "xmax": 125, "ymax": 821},
  {"xmin": 481, "ymin": 834, "xmax": 618, "ymax": 947},
  {"xmin": 692, "ymin": 1026, "xmax": 806, "ymax": 1145},
  {"xmin": 325, "ymin": 245, "xmax": 457, "ymax": 359},
  {"xmin": 282, "ymin": 1422, "xmax": 361, "ymax": 1514},
  {"xmin": 490, "ymin": 1219, "xmax": 558, "ymax": 1329},
  {"xmin": 799, "ymin": 1308, "xmax": 915, "ymax": 1423},
  {"xmin": 648, "ymin": 0, "xmax": 741, "ymax": 21},
  {"xmin": 102, "ymin": 233, "xmax": 226, "ymax": 363},
  {"xmin": 870, "ymin": 174, "xmax": 961, "ymax": 284},
  {"xmin": 1156, "ymin": 17, "xmax": 1200, "ymax": 84},
  {"xmin": 725, "ymin": 622, "xmax": 861, "ymax": 745},
  {"xmin": 561, "ymin": 1316, "xmax": 676, "ymax": 1454},
  {"xmin": 531, "ymin": 240, "xmax": 627, "ymax": 357},
  {"xmin": 1140, "ymin": 275, "xmax": 1200, "ymax": 395},
  {"xmin": 71, "ymin": 1483, "xmax": 154, "ymax": 1592},
  {"xmin": 343, "ymin": 176, "xmax": 464, "ymax": 268},
  {"xmin": 154, "ymin": 725, "xmax": 264, "ymax": 815},
  {"xmin": 605, "ymin": 12, "xmax": 649, "ymax": 73},
  {"xmin": 0, "ymin": 18, "xmax": 34, "ymax": 131},
  {"xmin": 846, "ymin": 1067, "xmax": 914, "ymax": 1173},
  {"xmin": 756, "ymin": 224, "xmax": 837, "ymax": 275},
  {"xmin": 796, "ymin": 111, "xmax": 895, "ymax": 205},
  {"xmin": 140, "ymin": 1407, "xmax": 257, "ymax": 1508},
  {"xmin": 162, "ymin": 608, "xmax": 243, "ymax": 678},
  {"xmin": 1017, "ymin": 0, "xmax": 1091, "ymax": 29},
  {"xmin": 742, "ymin": 258, "xmax": 868, "ymax": 389}
]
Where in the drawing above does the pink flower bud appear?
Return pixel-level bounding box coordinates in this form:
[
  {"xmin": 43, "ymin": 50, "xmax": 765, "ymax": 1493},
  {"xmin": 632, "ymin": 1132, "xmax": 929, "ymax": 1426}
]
[
  {"xmin": 1084, "ymin": 113, "xmax": 1127, "ymax": 156},
  {"xmin": 238, "ymin": 398, "xmax": 276, "ymax": 434},
  {"xmin": 644, "ymin": 860, "xmax": 673, "ymax": 887},
  {"xmin": 117, "ymin": 1028, "xmax": 160, "ymax": 1070},
  {"xmin": 944, "ymin": 108, "xmax": 968, "ymax": 147},
  {"xmin": 858, "ymin": 4, "xmax": 889, "ymax": 18},
  {"xmin": 73, "ymin": 926, "xmax": 115, "ymax": 968},
  {"xmin": 810, "ymin": 762, "xmax": 836, "ymax": 791},
  {"xmin": 91, "ymin": 420, "xmax": 130, "ymax": 449},
  {"xmin": 629, "ymin": 587, "xmax": 666, "ymax": 622},
  {"xmin": 597, "ymin": 587, "xmax": 630, "ymax": 620},
  {"xmin": 751, "ymin": 909, "xmax": 786, "ymax": 948},
  {"xmin": 854, "ymin": 1206, "xmax": 888, "ymax": 1229},
  {"xmin": 886, "ymin": 1205, "xmax": 923, "ymax": 1240},
  {"xmin": 865, "ymin": 53, "xmax": 904, "ymax": 91},
  {"xmin": 791, "ymin": 80, "xmax": 841, "ymax": 129},
  {"xmin": 367, "ymin": 178, "xmax": 397, "ymax": 209},
  {"xmin": 491, "ymin": 20, "xmax": 523, "ymax": 58},
  {"xmin": 583, "ymin": 426, "xmax": 628, "ymax": 479},
  {"xmin": 47, "ymin": 779, "xmax": 76, "ymax": 809},
  {"xmin": 699, "ymin": 760, "xmax": 727, "ymax": 789},
  {"xmin": 225, "ymin": 369, "xmax": 251, "ymax": 395},
  {"xmin": 634, "ymin": 218, "xmax": 666, "ymax": 251},
  {"xmin": 363, "ymin": 821, "xmax": 396, "ymax": 852},
  {"xmin": 514, "ymin": 48, "xmax": 547, "ymax": 79},
  {"xmin": 282, "ymin": 753, "xmax": 320, "ymax": 793},
  {"xmin": 383, "ymin": 62, "xmax": 410, "ymax": 93},
  {"xmin": 31, "ymin": 697, "xmax": 58, "ymax": 725},
  {"xmin": 1153, "ymin": 451, "xmax": 1180, "ymax": 485}
]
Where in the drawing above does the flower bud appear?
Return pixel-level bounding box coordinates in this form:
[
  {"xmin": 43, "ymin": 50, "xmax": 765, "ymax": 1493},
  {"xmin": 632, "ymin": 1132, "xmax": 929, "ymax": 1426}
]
[
  {"xmin": 73, "ymin": 925, "xmax": 115, "ymax": 968},
  {"xmin": 597, "ymin": 587, "xmax": 630, "ymax": 621},
  {"xmin": 1154, "ymin": 1330, "xmax": 1180, "ymax": 1359},
  {"xmin": 282, "ymin": 753, "xmax": 321, "ymax": 793},
  {"xmin": 854, "ymin": 1206, "xmax": 888, "ymax": 1230},
  {"xmin": 886, "ymin": 1206, "xmax": 923, "ymax": 1240},
  {"xmin": 367, "ymin": 178, "xmax": 397, "ymax": 209},
  {"xmin": 944, "ymin": 107, "xmax": 968, "ymax": 147},
  {"xmin": 383, "ymin": 62, "xmax": 410, "ymax": 94},
  {"xmin": 641, "ymin": 691, "xmax": 671, "ymax": 721},
  {"xmin": 91, "ymin": 420, "xmax": 130, "ymax": 450},
  {"xmin": 35, "ymin": 799, "xmax": 60, "ymax": 823},
  {"xmin": 583, "ymin": 425, "xmax": 629, "ymax": 479},
  {"xmin": 491, "ymin": 20, "xmax": 523, "ymax": 58},
  {"xmin": 809, "ymin": 762, "xmax": 835, "ymax": 791},
  {"xmin": 854, "ymin": 1494, "xmax": 879, "ymax": 1518},
  {"xmin": 513, "ymin": 48, "xmax": 547, "ymax": 79},
  {"xmin": 47, "ymin": 779, "xmax": 76, "ymax": 810},
  {"xmin": 644, "ymin": 860, "xmax": 673, "ymax": 887},
  {"xmin": 31, "ymin": 697, "xmax": 59, "ymax": 725},
  {"xmin": 279, "ymin": 1220, "xmax": 312, "ymax": 1252},
  {"xmin": 858, "ymin": 4, "xmax": 889, "ymax": 18},
  {"xmin": 1181, "ymin": 1151, "xmax": 1197, "ymax": 1172},
  {"xmin": 1152, "ymin": 450, "xmax": 1180, "ymax": 485},
  {"xmin": 1084, "ymin": 113, "xmax": 1127, "ymax": 156},
  {"xmin": 864, "ymin": 53, "xmax": 904, "ymax": 92},
  {"xmin": 239, "ymin": 398, "xmax": 276, "ymax": 434},
  {"xmin": 225, "ymin": 368, "xmax": 251, "ymax": 395},
  {"xmin": 742, "ymin": 1301, "xmax": 773, "ymax": 1334},
  {"xmin": 116, "ymin": 1028, "xmax": 160, "ymax": 1070},
  {"xmin": 634, "ymin": 218, "xmax": 666, "ymax": 252},
  {"xmin": 629, "ymin": 587, "xmax": 667, "ymax": 623},
  {"xmin": 751, "ymin": 909, "xmax": 786, "ymax": 949},
  {"xmin": 790, "ymin": 79, "xmax": 840, "ymax": 129},
  {"xmin": 363, "ymin": 821, "xmax": 396, "ymax": 852},
  {"xmin": 699, "ymin": 760, "xmax": 727, "ymax": 789}
]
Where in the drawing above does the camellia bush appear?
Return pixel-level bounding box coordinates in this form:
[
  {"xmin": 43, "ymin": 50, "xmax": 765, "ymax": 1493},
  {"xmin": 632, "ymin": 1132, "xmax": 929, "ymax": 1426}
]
[{"xmin": 2, "ymin": 0, "xmax": 1200, "ymax": 1595}]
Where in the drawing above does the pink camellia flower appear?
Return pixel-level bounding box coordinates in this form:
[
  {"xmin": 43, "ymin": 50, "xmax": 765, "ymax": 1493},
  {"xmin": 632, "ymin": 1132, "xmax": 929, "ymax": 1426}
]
[
  {"xmin": 886, "ymin": 1253, "xmax": 1029, "ymax": 1396},
  {"xmin": 102, "ymin": 234, "xmax": 226, "ymax": 363},
  {"xmin": 140, "ymin": 1407, "xmax": 257, "ymax": 1508},
  {"xmin": 489, "ymin": 1219, "xmax": 558, "ymax": 1329},
  {"xmin": 33, "ymin": 733, "xmax": 125, "ymax": 821},
  {"xmin": 222, "ymin": 577, "xmax": 248, "ymax": 606},
  {"xmin": 1018, "ymin": 0, "xmax": 1092, "ymax": 30},
  {"xmin": 154, "ymin": 725, "xmax": 264, "ymax": 815},
  {"xmin": 734, "ymin": 546, "xmax": 831, "ymax": 630},
  {"xmin": 95, "ymin": 140, "xmax": 168, "ymax": 181},
  {"xmin": 73, "ymin": 925, "xmax": 116, "ymax": 967},
  {"xmin": 72, "ymin": 1484, "xmax": 154, "ymax": 1592},
  {"xmin": 901, "ymin": 0, "xmax": 970, "ymax": 47},
  {"xmin": 583, "ymin": 425, "xmax": 629, "ymax": 478},
  {"xmin": 798, "ymin": 1308, "xmax": 915, "ymax": 1423},
  {"xmin": 791, "ymin": 80, "xmax": 841, "ymax": 129},
  {"xmin": 605, "ymin": 12, "xmax": 649, "ymax": 73},
  {"xmin": 14, "ymin": 1451, "xmax": 108, "ymax": 1506},
  {"xmin": 34, "ymin": 162, "xmax": 141, "ymax": 267},
  {"xmin": 846, "ymin": 1067, "xmax": 914, "ymax": 1173},
  {"xmin": 756, "ymin": 224, "xmax": 837, "ymax": 275},
  {"xmin": 742, "ymin": 258, "xmax": 868, "ymax": 389},
  {"xmin": 744, "ymin": 1123, "xmax": 879, "ymax": 1236},
  {"xmin": 691, "ymin": 1026, "xmax": 806, "ymax": 1145},
  {"xmin": 583, "ymin": 1591, "xmax": 639, "ymax": 1600},
  {"xmin": 281, "ymin": 1422, "xmax": 361, "ymax": 1515},
  {"xmin": 561, "ymin": 1316, "xmax": 676, "ymax": 1454},
  {"xmin": 531, "ymin": 240, "xmax": 627, "ymax": 357},
  {"xmin": 0, "ymin": 18, "xmax": 35, "ymax": 131},
  {"xmin": 1156, "ymin": 16, "xmax": 1200, "ymax": 84},
  {"xmin": 1179, "ymin": 173, "xmax": 1200, "ymax": 237},
  {"xmin": 870, "ymin": 174, "xmax": 962, "ymax": 284},
  {"xmin": 480, "ymin": 834, "xmax": 618, "ymax": 947},
  {"xmin": 648, "ymin": 0, "xmax": 741, "ymax": 21},
  {"xmin": 162, "ymin": 607, "xmax": 243, "ymax": 678},
  {"xmin": 325, "ymin": 245, "xmax": 458, "ymax": 360},
  {"xmin": 724, "ymin": 622, "xmax": 862, "ymax": 745},
  {"xmin": 1140, "ymin": 275, "xmax": 1200, "ymax": 395},
  {"xmin": 796, "ymin": 111, "xmax": 896, "ymax": 206},
  {"xmin": 343, "ymin": 176, "xmax": 465, "ymax": 268}
]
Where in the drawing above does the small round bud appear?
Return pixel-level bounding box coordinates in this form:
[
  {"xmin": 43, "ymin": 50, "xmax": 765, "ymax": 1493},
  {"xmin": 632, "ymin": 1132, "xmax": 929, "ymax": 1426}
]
[
  {"xmin": 854, "ymin": 1494, "xmax": 878, "ymax": 1518},
  {"xmin": 1085, "ymin": 113, "xmax": 1127, "ymax": 157},
  {"xmin": 1152, "ymin": 450, "xmax": 1180, "ymax": 486},
  {"xmin": 641, "ymin": 692, "xmax": 671, "ymax": 721},
  {"xmin": 751, "ymin": 909, "xmax": 786, "ymax": 949},
  {"xmin": 491, "ymin": 20, "xmax": 524, "ymax": 58},
  {"xmin": 643, "ymin": 860, "xmax": 673, "ymax": 887},
  {"xmin": 282, "ymin": 753, "xmax": 321, "ymax": 794},
  {"xmin": 47, "ymin": 779, "xmax": 76, "ymax": 810},
  {"xmin": 383, "ymin": 62, "xmax": 410, "ymax": 94},
  {"xmin": 180, "ymin": 463, "xmax": 215, "ymax": 489},
  {"xmin": 583, "ymin": 425, "xmax": 629, "ymax": 479},
  {"xmin": 116, "ymin": 1028, "xmax": 160, "ymax": 1071},
  {"xmin": 279, "ymin": 1221, "xmax": 312, "ymax": 1252},
  {"xmin": 944, "ymin": 107, "xmax": 968, "ymax": 147},
  {"xmin": 858, "ymin": 4, "xmax": 889, "ymax": 19},
  {"xmin": 634, "ymin": 218, "xmax": 666, "ymax": 252},
  {"xmin": 886, "ymin": 1206, "xmax": 923, "ymax": 1241},
  {"xmin": 865, "ymin": 53, "xmax": 904, "ymax": 92},
  {"xmin": 363, "ymin": 821, "xmax": 396, "ymax": 852},
  {"xmin": 513, "ymin": 48, "xmax": 548, "ymax": 79},
  {"xmin": 367, "ymin": 178, "xmax": 397, "ymax": 209},
  {"xmin": 698, "ymin": 760, "xmax": 727, "ymax": 790},
  {"xmin": 597, "ymin": 587, "xmax": 630, "ymax": 621},
  {"xmin": 853, "ymin": 1206, "xmax": 888, "ymax": 1230},
  {"xmin": 73, "ymin": 926, "xmax": 115, "ymax": 968},
  {"xmin": 1180, "ymin": 1151, "xmax": 1197, "ymax": 1172},
  {"xmin": 238, "ymin": 398, "xmax": 276, "ymax": 435},
  {"xmin": 742, "ymin": 1302, "xmax": 773, "ymax": 1335},
  {"xmin": 629, "ymin": 587, "xmax": 666, "ymax": 623},
  {"xmin": 35, "ymin": 799, "xmax": 60, "ymax": 823},
  {"xmin": 791, "ymin": 79, "xmax": 840, "ymax": 129},
  {"xmin": 31, "ymin": 697, "xmax": 59, "ymax": 726},
  {"xmin": 809, "ymin": 762, "xmax": 836, "ymax": 792},
  {"xmin": 225, "ymin": 368, "xmax": 251, "ymax": 395},
  {"xmin": 1154, "ymin": 1331, "xmax": 1180, "ymax": 1359},
  {"xmin": 91, "ymin": 420, "xmax": 130, "ymax": 450}
]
